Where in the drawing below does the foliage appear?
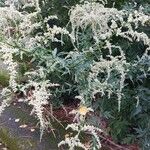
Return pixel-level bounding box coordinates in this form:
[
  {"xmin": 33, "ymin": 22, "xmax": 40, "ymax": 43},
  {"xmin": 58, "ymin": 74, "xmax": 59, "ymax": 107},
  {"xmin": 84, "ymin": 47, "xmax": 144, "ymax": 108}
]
[{"xmin": 0, "ymin": 0, "xmax": 149, "ymax": 149}]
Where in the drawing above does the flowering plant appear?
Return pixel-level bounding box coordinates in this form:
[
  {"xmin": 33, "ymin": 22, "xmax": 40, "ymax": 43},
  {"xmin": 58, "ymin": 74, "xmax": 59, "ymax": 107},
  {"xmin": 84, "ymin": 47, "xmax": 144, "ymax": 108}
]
[{"xmin": 0, "ymin": 0, "xmax": 149, "ymax": 149}]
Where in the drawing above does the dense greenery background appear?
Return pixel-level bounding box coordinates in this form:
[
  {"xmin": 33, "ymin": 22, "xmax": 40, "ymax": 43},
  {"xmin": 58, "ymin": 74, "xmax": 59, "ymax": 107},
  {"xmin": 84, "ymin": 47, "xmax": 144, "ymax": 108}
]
[
  {"xmin": 36, "ymin": 2, "xmax": 150, "ymax": 149},
  {"xmin": 0, "ymin": 0, "xmax": 149, "ymax": 149}
]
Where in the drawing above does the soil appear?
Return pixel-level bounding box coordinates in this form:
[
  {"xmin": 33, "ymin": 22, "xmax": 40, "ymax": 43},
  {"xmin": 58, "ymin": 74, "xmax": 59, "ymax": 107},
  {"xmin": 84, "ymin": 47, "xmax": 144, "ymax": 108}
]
[{"xmin": 0, "ymin": 102, "xmax": 66, "ymax": 150}]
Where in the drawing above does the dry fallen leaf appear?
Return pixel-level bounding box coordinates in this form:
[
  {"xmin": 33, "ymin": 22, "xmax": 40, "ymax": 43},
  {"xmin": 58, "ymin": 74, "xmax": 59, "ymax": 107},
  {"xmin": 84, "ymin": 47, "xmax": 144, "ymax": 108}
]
[
  {"xmin": 19, "ymin": 124, "xmax": 27, "ymax": 128},
  {"xmin": 15, "ymin": 119, "xmax": 20, "ymax": 122},
  {"xmin": 2, "ymin": 148, "xmax": 8, "ymax": 150},
  {"xmin": 30, "ymin": 128, "xmax": 35, "ymax": 132}
]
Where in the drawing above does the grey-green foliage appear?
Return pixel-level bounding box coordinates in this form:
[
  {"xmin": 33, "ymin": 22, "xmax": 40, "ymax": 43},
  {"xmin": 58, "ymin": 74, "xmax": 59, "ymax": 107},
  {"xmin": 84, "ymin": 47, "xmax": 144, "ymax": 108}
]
[
  {"xmin": 0, "ymin": 0, "xmax": 149, "ymax": 149},
  {"xmin": 0, "ymin": 0, "xmax": 5, "ymax": 7}
]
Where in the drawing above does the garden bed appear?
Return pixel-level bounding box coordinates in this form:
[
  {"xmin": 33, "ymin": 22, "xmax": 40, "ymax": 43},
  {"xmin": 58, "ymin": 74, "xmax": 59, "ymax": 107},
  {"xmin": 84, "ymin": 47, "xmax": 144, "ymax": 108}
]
[{"xmin": 0, "ymin": 0, "xmax": 149, "ymax": 149}]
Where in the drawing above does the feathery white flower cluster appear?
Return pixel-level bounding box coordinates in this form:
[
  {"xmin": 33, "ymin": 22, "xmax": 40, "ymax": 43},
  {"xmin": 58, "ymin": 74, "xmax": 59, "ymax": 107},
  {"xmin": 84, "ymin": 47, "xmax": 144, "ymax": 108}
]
[
  {"xmin": 89, "ymin": 56, "xmax": 128, "ymax": 111},
  {"xmin": 0, "ymin": 2, "xmax": 64, "ymax": 140},
  {"xmin": 0, "ymin": 1, "xmax": 40, "ymax": 50},
  {"xmin": 0, "ymin": 0, "xmax": 71, "ymax": 50},
  {"xmin": 44, "ymin": 25, "xmax": 70, "ymax": 44},
  {"xmin": 20, "ymin": 80, "xmax": 51, "ymax": 139},
  {"xmin": 80, "ymin": 0, "xmax": 107, "ymax": 6},
  {"xmin": 59, "ymin": 105, "xmax": 102, "ymax": 150},
  {"xmin": 0, "ymin": 45, "xmax": 18, "ymax": 92},
  {"xmin": 0, "ymin": 6, "xmax": 22, "ymax": 40},
  {"xmin": 69, "ymin": 1, "xmax": 150, "ymax": 111},
  {"xmin": 58, "ymin": 136, "xmax": 88, "ymax": 150},
  {"xmin": 44, "ymin": 15, "xmax": 58, "ymax": 23},
  {"xmin": 69, "ymin": 2, "xmax": 123, "ymax": 42},
  {"xmin": 70, "ymin": 1, "xmax": 150, "ymax": 44},
  {"xmin": 127, "ymin": 8, "xmax": 150, "ymax": 27},
  {"xmin": 5, "ymin": 0, "xmax": 41, "ymax": 11},
  {"xmin": 0, "ymin": 45, "xmax": 18, "ymax": 115},
  {"xmin": 18, "ymin": 12, "xmax": 41, "ymax": 49},
  {"xmin": 0, "ymin": 88, "xmax": 11, "ymax": 115}
]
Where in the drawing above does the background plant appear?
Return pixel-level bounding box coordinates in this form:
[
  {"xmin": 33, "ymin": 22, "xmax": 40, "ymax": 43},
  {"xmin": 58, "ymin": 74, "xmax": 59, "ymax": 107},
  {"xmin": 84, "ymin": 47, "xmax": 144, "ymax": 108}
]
[{"xmin": 0, "ymin": 0, "xmax": 149, "ymax": 149}]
